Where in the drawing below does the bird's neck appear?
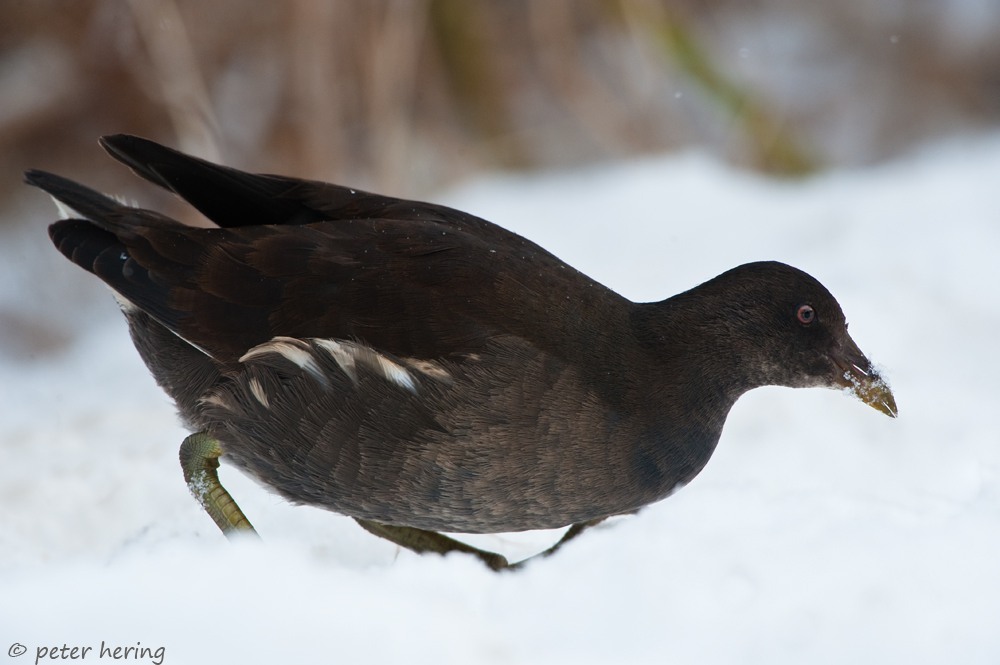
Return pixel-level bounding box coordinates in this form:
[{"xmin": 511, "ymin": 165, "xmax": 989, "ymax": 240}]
[
  {"xmin": 633, "ymin": 292, "xmax": 767, "ymax": 394},
  {"xmin": 614, "ymin": 295, "xmax": 767, "ymax": 499}
]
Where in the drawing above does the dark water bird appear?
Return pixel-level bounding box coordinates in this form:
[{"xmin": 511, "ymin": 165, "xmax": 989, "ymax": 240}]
[{"xmin": 27, "ymin": 135, "xmax": 896, "ymax": 570}]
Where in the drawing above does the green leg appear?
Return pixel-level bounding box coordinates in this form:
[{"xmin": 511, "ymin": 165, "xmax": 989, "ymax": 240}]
[
  {"xmin": 508, "ymin": 517, "xmax": 607, "ymax": 569},
  {"xmin": 355, "ymin": 516, "xmax": 608, "ymax": 572},
  {"xmin": 179, "ymin": 432, "xmax": 259, "ymax": 540},
  {"xmin": 355, "ymin": 518, "xmax": 511, "ymax": 571}
]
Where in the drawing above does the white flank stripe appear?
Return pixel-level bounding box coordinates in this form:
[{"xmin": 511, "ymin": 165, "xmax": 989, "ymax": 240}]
[
  {"xmin": 313, "ymin": 338, "xmax": 417, "ymax": 393},
  {"xmin": 405, "ymin": 359, "xmax": 452, "ymax": 383},
  {"xmin": 313, "ymin": 338, "xmax": 358, "ymax": 384},
  {"xmin": 240, "ymin": 337, "xmax": 327, "ymax": 386},
  {"xmin": 201, "ymin": 392, "xmax": 234, "ymax": 412},
  {"xmin": 248, "ymin": 378, "xmax": 269, "ymax": 408},
  {"xmin": 374, "ymin": 355, "xmax": 417, "ymax": 393}
]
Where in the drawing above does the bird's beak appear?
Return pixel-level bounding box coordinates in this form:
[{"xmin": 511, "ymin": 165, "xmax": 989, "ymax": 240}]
[{"xmin": 830, "ymin": 336, "xmax": 897, "ymax": 418}]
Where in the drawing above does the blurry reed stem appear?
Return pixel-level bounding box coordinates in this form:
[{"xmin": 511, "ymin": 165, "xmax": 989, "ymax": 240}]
[
  {"xmin": 528, "ymin": 0, "xmax": 638, "ymax": 157},
  {"xmin": 621, "ymin": 0, "xmax": 815, "ymax": 175},
  {"xmin": 290, "ymin": 0, "xmax": 345, "ymax": 182},
  {"xmin": 368, "ymin": 0, "xmax": 428, "ymax": 195},
  {"xmin": 428, "ymin": 0, "xmax": 524, "ymax": 167},
  {"xmin": 127, "ymin": 0, "xmax": 221, "ymax": 162}
]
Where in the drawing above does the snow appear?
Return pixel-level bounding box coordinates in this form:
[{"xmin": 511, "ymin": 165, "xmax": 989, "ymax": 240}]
[{"xmin": 2, "ymin": 135, "xmax": 999, "ymax": 663}]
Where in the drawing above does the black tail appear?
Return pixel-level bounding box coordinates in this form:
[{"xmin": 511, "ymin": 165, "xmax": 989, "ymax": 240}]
[
  {"xmin": 47, "ymin": 218, "xmax": 124, "ymax": 280},
  {"xmin": 25, "ymin": 170, "xmax": 126, "ymax": 231},
  {"xmin": 99, "ymin": 134, "xmax": 325, "ymax": 228},
  {"xmin": 25, "ymin": 168, "xmax": 134, "ymax": 283},
  {"xmin": 97, "ymin": 134, "xmax": 473, "ymax": 231},
  {"xmin": 26, "ymin": 169, "xmax": 191, "ymax": 329}
]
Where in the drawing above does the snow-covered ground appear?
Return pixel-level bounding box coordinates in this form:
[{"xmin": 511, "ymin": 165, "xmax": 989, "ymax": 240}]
[{"xmin": 2, "ymin": 136, "xmax": 998, "ymax": 664}]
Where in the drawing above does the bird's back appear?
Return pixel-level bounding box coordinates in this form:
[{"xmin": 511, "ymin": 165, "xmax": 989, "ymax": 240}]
[{"xmin": 30, "ymin": 137, "xmax": 689, "ymax": 533}]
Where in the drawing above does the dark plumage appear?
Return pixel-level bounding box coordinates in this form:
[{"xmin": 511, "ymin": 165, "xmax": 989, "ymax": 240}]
[{"xmin": 28, "ymin": 135, "xmax": 896, "ymax": 559}]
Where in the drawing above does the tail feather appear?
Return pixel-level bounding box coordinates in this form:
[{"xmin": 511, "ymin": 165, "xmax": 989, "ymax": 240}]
[
  {"xmin": 29, "ymin": 135, "xmax": 499, "ymax": 364},
  {"xmin": 98, "ymin": 134, "xmax": 488, "ymax": 233},
  {"xmin": 48, "ymin": 218, "xmax": 123, "ymax": 276},
  {"xmin": 25, "ymin": 170, "xmax": 122, "ymax": 227},
  {"xmin": 99, "ymin": 134, "xmax": 324, "ymax": 228},
  {"xmin": 25, "ymin": 169, "xmax": 182, "ymax": 238},
  {"xmin": 30, "ymin": 169, "xmax": 191, "ymax": 332}
]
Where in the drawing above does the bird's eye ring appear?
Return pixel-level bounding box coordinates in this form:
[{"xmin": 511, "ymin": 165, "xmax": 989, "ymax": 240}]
[{"xmin": 796, "ymin": 304, "xmax": 816, "ymax": 325}]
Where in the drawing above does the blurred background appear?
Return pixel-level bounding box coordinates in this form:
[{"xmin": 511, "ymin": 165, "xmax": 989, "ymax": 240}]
[{"xmin": 2, "ymin": 0, "xmax": 1000, "ymax": 359}]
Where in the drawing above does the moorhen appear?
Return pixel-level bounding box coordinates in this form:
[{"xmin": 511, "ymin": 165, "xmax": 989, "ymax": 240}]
[{"xmin": 27, "ymin": 135, "xmax": 896, "ymax": 570}]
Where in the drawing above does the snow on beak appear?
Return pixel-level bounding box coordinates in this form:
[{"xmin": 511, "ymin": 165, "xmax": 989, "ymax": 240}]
[{"xmin": 830, "ymin": 335, "xmax": 897, "ymax": 418}]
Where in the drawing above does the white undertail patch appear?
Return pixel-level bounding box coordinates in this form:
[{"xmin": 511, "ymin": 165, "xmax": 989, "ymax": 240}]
[
  {"xmin": 109, "ymin": 288, "xmax": 214, "ymax": 358},
  {"xmin": 110, "ymin": 193, "xmax": 137, "ymax": 207},
  {"xmin": 50, "ymin": 196, "xmax": 84, "ymax": 220},
  {"xmin": 50, "ymin": 191, "xmax": 135, "ymax": 220},
  {"xmin": 110, "ymin": 289, "xmax": 138, "ymax": 314}
]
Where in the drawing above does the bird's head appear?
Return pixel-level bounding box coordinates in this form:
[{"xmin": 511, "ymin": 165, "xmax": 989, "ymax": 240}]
[{"xmin": 660, "ymin": 261, "xmax": 897, "ymax": 417}]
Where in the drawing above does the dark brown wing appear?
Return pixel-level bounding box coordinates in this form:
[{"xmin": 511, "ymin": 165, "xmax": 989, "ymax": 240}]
[
  {"xmin": 28, "ymin": 167, "xmax": 631, "ymax": 368},
  {"xmin": 99, "ymin": 134, "xmax": 490, "ymax": 231}
]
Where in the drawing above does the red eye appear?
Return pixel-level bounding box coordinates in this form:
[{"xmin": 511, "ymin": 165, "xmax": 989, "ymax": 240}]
[{"xmin": 796, "ymin": 304, "xmax": 815, "ymax": 324}]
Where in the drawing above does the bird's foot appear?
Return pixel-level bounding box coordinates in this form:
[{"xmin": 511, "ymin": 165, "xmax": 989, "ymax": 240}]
[
  {"xmin": 179, "ymin": 432, "xmax": 260, "ymax": 540},
  {"xmin": 355, "ymin": 517, "xmax": 608, "ymax": 572}
]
